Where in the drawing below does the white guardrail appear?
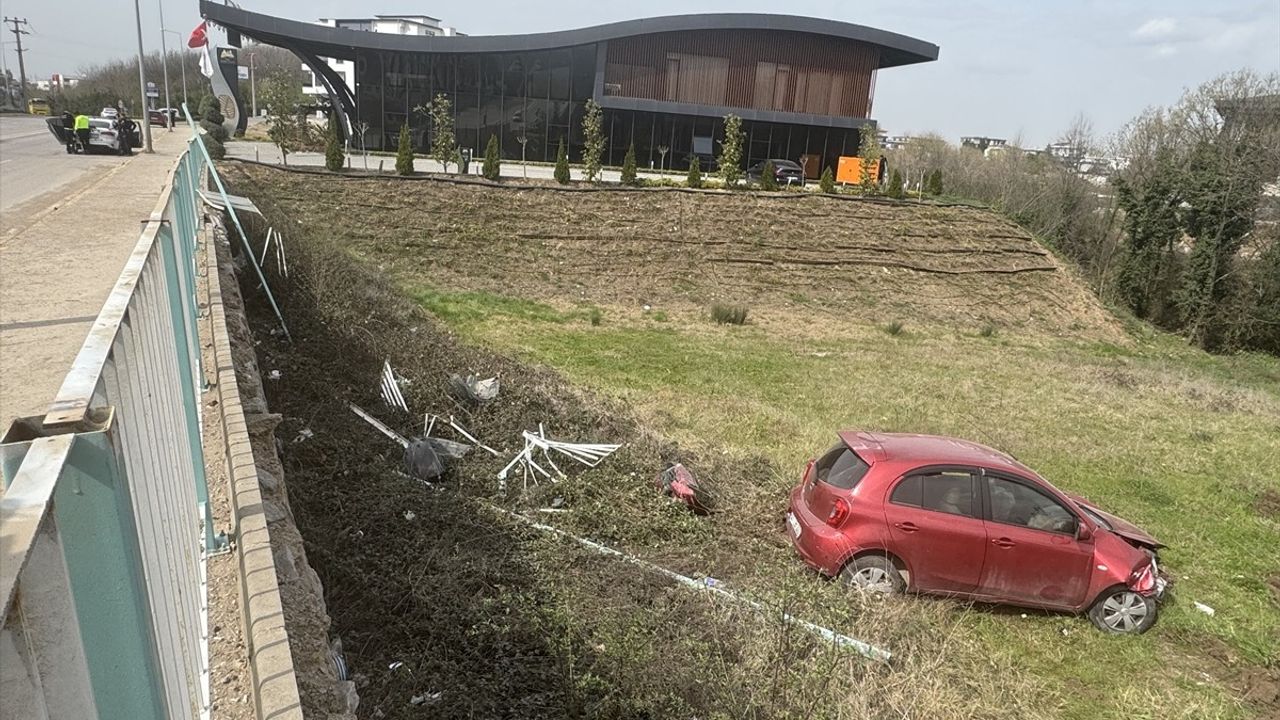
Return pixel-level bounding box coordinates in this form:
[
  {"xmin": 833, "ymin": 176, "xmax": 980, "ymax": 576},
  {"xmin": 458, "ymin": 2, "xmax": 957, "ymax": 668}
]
[{"xmin": 0, "ymin": 126, "xmax": 223, "ymax": 720}]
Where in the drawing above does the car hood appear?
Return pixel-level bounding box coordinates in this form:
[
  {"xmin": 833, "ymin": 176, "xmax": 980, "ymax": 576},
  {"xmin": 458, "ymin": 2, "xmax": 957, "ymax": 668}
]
[{"xmin": 1068, "ymin": 494, "xmax": 1164, "ymax": 549}]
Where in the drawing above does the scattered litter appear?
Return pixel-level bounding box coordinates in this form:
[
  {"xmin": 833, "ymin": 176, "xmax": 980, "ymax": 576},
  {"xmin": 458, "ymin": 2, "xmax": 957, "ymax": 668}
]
[
  {"xmin": 448, "ymin": 416, "xmax": 499, "ymax": 456},
  {"xmin": 550, "ymin": 496, "xmax": 564, "ymax": 508},
  {"xmin": 409, "ymin": 691, "xmax": 442, "ymax": 706},
  {"xmin": 448, "ymin": 373, "xmax": 499, "ymax": 404},
  {"xmin": 350, "ymin": 404, "xmax": 409, "ymax": 448},
  {"xmin": 380, "ymin": 360, "xmax": 409, "ymax": 412},
  {"xmin": 404, "ymin": 439, "xmax": 444, "ymax": 482},
  {"xmin": 497, "ymin": 425, "xmax": 621, "ymax": 491},
  {"xmin": 536, "ymin": 508, "xmax": 570, "ymax": 513},
  {"xmin": 490, "ymin": 505, "xmax": 892, "ymax": 663},
  {"xmin": 403, "ymin": 510, "xmax": 416, "ymax": 521},
  {"xmin": 293, "ymin": 428, "xmax": 313, "ymax": 443},
  {"xmin": 1194, "ymin": 602, "xmax": 1215, "ymax": 617},
  {"xmin": 268, "ymin": 369, "xmax": 282, "ymax": 381},
  {"xmin": 426, "ymin": 436, "xmax": 472, "ymax": 460},
  {"xmin": 259, "ymin": 227, "xmax": 275, "ymax": 266},
  {"xmin": 330, "ymin": 638, "xmax": 349, "ymax": 681},
  {"xmin": 388, "ymin": 661, "xmax": 408, "ymax": 673},
  {"xmin": 655, "ymin": 463, "xmax": 712, "ymax": 515}
]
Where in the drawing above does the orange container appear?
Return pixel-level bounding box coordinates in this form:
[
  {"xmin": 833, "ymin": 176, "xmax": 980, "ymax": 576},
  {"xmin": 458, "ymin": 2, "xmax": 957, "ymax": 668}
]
[{"xmin": 836, "ymin": 156, "xmax": 880, "ymax": 184}]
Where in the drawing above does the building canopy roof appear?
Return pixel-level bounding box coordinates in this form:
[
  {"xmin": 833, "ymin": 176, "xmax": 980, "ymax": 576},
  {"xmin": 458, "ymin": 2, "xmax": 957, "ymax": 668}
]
[{"xmin": 199, "ymin": 1, "xmax": 939, "ymax": 67}]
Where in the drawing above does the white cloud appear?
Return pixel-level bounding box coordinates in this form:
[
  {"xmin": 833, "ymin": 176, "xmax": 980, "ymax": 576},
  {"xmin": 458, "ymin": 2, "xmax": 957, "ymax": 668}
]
[
  {"xmin": 1154, "ymin": 44, "xmax": 1178, "ymax": 57},
  {"xmin": 1134, "ymin": 17, "xmax": 1179, "ymax": 39}
]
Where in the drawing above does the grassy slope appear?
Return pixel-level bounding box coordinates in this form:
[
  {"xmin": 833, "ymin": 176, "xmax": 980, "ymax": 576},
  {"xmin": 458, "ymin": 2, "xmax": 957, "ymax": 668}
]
[{"xmin": 418, "ymin": 291, "xmax": 1279, "ymax": 719}]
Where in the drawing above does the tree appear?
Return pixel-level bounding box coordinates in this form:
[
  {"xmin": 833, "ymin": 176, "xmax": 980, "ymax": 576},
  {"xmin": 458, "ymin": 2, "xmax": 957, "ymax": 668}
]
[
  {"xmin": 718, "ymin": 114, "xmax": 744, "ymax": 186},
  {"xmin": 1054, "ymin": 112, "xmax": 1097, "ymax": 175},
  {"xmin": 886, "ymin": 168, "xmax": 905, "ymax": 199},
  {"xmin": 620, "ymin": 142, "xmax": 638, "ymax": 186},
  {"xmin": 259, "ymin": 77, "xmax": 309, "ymax": 162},
  {"xmin": 582, "ymin": 99, "xmax": 605, "ymax": 182},
  {"xmin": 859, "ymin": 129, "xmax": 883, "ymax": 194},
  {"xmin": 482, "ymin": 134, "xmax": 501, "ymax": 180},
  {"xmin": 425, "ymin": 93, "xmax": 456, "ymax": 173},
  {"xmin": 818, "ymin": 167, "xmax": 835, "ymax": 194},
  {"xmin": 759, "ymin": 160, "xmax": 778, "ymax": 190},
  {"xmin": 657, "ymin": 145, "xmax": 669, "ymax": 171},
  {"xmin": 324, "ymin": 117, "xmax": 344, "ymax": 171},
  {"xmin": 686, "ymin": 156, "xmax": 702, "ymax": 188},
  {"xmin": 926, "ymin": 169, "xmax": 944, "ymax": 195},
  {"xmin": 395, "ymin": 123, "xmax": 414, "ymax": 175},
  {"xmin": 554, "ymin": 137, "xmax": 570, "ymax": 184}
]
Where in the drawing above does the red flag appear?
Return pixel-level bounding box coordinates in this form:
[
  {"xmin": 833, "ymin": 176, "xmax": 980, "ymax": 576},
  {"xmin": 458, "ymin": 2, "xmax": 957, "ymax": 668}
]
[{"xmin": 187, "ymin": 21, "xmax": 207, "ymax": 48}]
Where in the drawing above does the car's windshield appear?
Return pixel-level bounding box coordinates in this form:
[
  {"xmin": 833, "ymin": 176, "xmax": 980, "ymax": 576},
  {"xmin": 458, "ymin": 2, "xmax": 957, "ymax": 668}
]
[
  {"xmin": 90, "ymin": 120, "xmax": 113, "ymax": 129},
  {"xmin": 1077, "ymin": 504, "xmax": 1113, "ymax": 531}
]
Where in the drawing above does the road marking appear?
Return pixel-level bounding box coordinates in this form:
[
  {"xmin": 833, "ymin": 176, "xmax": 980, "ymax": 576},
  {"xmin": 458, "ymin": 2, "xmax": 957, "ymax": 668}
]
[{"xmin": 1, "ymin": 160, "xmax": 131, "ymax": 243}]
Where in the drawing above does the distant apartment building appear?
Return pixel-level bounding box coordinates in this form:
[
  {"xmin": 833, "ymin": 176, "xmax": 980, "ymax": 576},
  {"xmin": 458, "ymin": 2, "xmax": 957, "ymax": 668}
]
[
  {"xmin": 961, "ymin": 136, "xmax": 1006, "ymax": 153},
  {"xmin": 882, "ymin": 134, "xmax": 915, "ymax": 150},
  {"xmin": 302, "ymin": 15, "xmax": 462, "ymax": 105}
]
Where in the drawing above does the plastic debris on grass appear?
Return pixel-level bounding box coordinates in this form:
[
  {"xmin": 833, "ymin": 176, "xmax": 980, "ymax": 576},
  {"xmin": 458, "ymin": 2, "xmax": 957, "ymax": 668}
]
[
  {"xmin": 448, "ymin": 373, "xmax": 499, "ymax": 404},
  {"xmin": 655, "ymin": 463, "xmax": 712, "ymax": 515},
  {"xmin": 380, "ymin": 360, "xmax": 409, "ymax": 412},
  {"xmin": 497, "ymin": 424, "xmax": 621, "ymax": 492}
]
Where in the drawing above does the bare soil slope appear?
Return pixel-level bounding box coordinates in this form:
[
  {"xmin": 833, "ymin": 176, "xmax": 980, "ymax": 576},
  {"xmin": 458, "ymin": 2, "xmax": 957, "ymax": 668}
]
[{"xmin": 224, "ymin": 165, "xmax": 1122, "ymax": 338}]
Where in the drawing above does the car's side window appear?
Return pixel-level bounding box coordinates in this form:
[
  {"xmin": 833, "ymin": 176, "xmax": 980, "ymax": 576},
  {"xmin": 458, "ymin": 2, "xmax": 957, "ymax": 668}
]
[
  {"xmin": 890, "ymin": 471, "xmax": 976, "ymax": 518},
  {"xmin": 986, "ymin": 476, "xmax": 1077, "ymax": 535}
]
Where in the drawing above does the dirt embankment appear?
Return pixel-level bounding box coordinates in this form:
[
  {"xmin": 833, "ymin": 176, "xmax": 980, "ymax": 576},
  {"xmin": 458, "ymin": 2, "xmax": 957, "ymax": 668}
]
[
  {"xmin": 221, "ymin": 164, "xmax": 1124, "ymax": 339},
  {"xmin": 223, "ymin": 191, "xmax": 1048, "ymax": 718}
]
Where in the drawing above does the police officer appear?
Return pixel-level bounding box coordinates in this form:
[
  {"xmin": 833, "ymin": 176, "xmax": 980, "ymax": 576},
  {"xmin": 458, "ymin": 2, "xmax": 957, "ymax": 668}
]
[
  {"xmin": 74, "ymin": 113, "xmax": 91, "ymax": 154},
  {"xmin": 60, "ymin": 111, "xmax": 76, "ymax": 153},
  {"xmin": 118, "ymin": 113, "xmax": 136, "ymax": 155}
]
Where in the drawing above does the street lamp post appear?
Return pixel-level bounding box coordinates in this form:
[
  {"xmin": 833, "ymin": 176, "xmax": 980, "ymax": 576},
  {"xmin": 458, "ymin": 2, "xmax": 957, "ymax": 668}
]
[
  {"xmin": 248, "ymin": 51, "xmax": 257, "ymax": 117},
  {"xmin": 132, "ymin": 0, "xmax": 153, "ymax": 152},
  {"xmin": 162, "ymin": 29, "xmax": 188, "ymax": 110},
  {"xmin": 156, "ymin": 0, "xmax": 172, "ymax": 130}
]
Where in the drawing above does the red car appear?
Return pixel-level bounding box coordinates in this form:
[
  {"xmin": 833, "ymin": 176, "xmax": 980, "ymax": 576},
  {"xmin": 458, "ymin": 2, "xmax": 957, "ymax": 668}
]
[{"xmin": 787, "ymin": 431, "xmax": 1167, "ymax": 633}]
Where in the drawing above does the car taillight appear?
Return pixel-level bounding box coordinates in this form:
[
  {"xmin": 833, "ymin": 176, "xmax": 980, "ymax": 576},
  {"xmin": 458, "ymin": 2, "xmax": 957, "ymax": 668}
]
[
  {"xmin": 826, "ymin": 497, "xmax": 850, "ymax": 527},
  {"xmin": 1130, "ymin": 563, "xmax": 1156, "ymax": 593}
]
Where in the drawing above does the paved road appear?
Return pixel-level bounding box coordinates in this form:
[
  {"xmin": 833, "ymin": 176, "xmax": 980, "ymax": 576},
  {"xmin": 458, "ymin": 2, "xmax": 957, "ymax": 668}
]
[{"xmin": 0, "ymin": 115, "xmax": 128, "ymax": 214}]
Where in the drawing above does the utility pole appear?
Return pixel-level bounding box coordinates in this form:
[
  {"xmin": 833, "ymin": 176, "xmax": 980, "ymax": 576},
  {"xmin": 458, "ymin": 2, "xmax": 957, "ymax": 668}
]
[
  {"xmin": 249, "ymin": 52, "xmax": 257, "ymax": 117},
  {"xmin": 131, "ymin": 0, "xmax": 152, "ymax": 152},
  {"xmin": 156, "ymin": 0, "xmax": 172, "ymax": 130},
  {"xmin": 163, "ymin": 29, "xmax": 187, "ymax": 108},
  {"xmin": 3, "ymin": 17, "xmax": 30, "ymax": 102}
]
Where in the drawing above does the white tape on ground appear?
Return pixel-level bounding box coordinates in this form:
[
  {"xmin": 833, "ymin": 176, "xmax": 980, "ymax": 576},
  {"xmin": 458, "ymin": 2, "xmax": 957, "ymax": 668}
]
[{"xmin": 489, "ymin": 505, "xmax": 893, "ymax": 663}]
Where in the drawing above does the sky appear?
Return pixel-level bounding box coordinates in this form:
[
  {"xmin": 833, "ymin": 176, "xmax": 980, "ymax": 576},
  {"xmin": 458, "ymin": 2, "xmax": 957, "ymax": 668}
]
[{"xmin": 2, "ymin": 0, "xmax": 1277, "ymax": 147}]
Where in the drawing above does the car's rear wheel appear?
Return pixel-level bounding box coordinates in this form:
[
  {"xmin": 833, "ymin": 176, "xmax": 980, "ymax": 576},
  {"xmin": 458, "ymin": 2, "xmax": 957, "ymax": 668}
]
[
  {"xmin": 1088, "ymin": 587, "xmax": 1157, "ymax": 634},
  {"xmin": 840, "ymin": 556, "xmax": 905, "ymax": 595}
]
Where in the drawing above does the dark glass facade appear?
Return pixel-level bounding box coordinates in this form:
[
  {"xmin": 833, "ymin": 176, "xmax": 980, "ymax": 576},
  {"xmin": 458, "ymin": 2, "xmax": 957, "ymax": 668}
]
[{"xmin": 351, "ymin": 40, "xmax": 866, "ymax": 173}]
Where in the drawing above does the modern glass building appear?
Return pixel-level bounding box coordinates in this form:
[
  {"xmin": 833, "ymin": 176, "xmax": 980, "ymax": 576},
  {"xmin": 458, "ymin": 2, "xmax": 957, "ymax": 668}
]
[{"xmin": 200, "ymin": 2, "xmax": 939, "ymax": 175}]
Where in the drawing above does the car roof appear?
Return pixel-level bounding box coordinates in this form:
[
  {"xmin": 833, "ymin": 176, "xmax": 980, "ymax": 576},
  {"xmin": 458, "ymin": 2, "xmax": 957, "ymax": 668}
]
[{"xmin": 838, "ymin": 430, "xmax": 1036, "ymax": 476}]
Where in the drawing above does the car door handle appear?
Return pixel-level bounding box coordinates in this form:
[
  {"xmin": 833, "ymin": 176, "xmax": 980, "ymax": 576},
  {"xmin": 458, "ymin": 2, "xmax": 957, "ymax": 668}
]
[
  {"xmin": 894, "ymin": 522, "xmax": 919, "ymax": 533},
  {"xmin": 991, "ymin": 537, "xmax": 1016, "ymax": 549}
]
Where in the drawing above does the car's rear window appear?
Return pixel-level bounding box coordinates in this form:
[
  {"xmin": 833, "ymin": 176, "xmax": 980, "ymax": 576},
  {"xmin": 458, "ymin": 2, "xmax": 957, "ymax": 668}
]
[{"xmin": 815, "ymin": 445, "xmax": 870, "ymax": 490}]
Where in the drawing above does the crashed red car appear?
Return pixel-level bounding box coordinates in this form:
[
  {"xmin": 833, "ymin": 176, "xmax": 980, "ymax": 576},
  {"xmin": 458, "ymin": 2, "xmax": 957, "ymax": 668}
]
[{"xmin": 787, "ymin": 431, "xmax": 1167, "ymax": 633}]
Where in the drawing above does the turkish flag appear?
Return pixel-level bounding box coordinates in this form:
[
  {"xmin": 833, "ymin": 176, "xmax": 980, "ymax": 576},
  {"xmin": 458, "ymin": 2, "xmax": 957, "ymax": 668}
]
[{"xmin": 187, "ymin": 21, "xmax": 207, "ymax": 48}]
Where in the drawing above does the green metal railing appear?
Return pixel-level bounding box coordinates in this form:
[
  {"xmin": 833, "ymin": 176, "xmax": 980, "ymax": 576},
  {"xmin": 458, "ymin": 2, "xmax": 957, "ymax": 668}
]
[{"xmin": 1, "ymin": 115, "xmax": 223, "ymax": 720}]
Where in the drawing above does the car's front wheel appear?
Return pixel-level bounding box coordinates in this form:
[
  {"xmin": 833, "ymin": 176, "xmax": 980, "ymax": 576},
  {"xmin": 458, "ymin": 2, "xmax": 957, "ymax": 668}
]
[
  {"xmin": 840, "ymin": 556, "xmax": 905, "ymax": 595},
  {"xmin": 1088, "ymin": 587, "xmax": 1157, "ymax": 634}
]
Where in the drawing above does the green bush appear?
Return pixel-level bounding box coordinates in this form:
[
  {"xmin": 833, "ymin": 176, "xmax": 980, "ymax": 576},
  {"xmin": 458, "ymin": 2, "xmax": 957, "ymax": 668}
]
[
  {"xmin": 979, "ymin": 323, "xmax": 999, "ymax": 338},
  {"xmin": 620, "ymin": 142, "xmax": 638, "ymax": 186},
  {"xmin": 554, "ymin": 138, "xmax": 570, "ymax": 184},
  {"xmin": 926, "ymin": 169, "xmax": 944, "ymax": 195},
  {"xmin": 819, "ymin": 167, "xmax": 835, "ymax": 194},
  {"xmin": 686, "ymin": 157, "xmax": 702, "ymax": 189},
  {"xmin": 881, "ymin": 320, "xmax": 905, "ymax": 336},
  {"xmin": 395, "ymin": 124, "xmax": 414, "ymax": 176},
  {"xmin": 324, "ymin": 120, "xmax": 344, "ymax": 172},
  {"xmin": 711, "ymin": 303, "xmax": 748, "ymax": 325},
  {"xmin": 482, "ymin": 134, "xmax": 501, "ymax": 181},
  {"xmin": 203, "ymin": 136, "xmax": 226, "ymax": 161},
  {"xmin": 887, "ymin": 168, "xmax": 905, "ymax": 199},
  {"xmin": 200, "ymin": 120, "xmax": 229, "ymax": 143},
  {"xmin": 759, "ymin": 160, "xmax": 778, "ymax": 191},
  {"xmin": 588, "ymin": 307, "xmax": 603, "ymax": 326},
  {"xmin": 199, "ymin": 95, "xmax": 224, "ymax": 126}
]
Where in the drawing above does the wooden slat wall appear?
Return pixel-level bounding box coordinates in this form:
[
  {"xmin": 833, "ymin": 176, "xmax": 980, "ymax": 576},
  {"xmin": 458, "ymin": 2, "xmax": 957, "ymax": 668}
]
[{"xmin": 604, "ymin": 30, "xmax": 881, "ymax": 118}]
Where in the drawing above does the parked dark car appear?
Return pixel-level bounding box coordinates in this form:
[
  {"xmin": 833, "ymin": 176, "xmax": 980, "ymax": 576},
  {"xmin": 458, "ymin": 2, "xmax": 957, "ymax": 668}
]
[
  {"xmin": 747, "ymin": 159, "xmax": 805, "ymax": 186},
  {"xmin": 787, "ymin": 431, "xmax": 1168, "ymax": 634},
  {"xmin": 149, "ymin": 108, "xmax": 178, "ymax": 126}
]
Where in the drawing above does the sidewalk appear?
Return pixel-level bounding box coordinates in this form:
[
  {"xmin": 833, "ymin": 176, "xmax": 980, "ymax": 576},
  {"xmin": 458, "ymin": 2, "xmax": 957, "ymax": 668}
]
[{"xmin": 0, "ymin": 130, "xmax": 189, "ymax": 431}]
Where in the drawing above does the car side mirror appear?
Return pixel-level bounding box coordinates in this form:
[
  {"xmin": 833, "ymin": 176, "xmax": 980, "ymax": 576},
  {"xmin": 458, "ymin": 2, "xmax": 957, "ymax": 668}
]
[{"xmin": 1076, "ymin": 523, "xmax": 1093, "ymax": 542}]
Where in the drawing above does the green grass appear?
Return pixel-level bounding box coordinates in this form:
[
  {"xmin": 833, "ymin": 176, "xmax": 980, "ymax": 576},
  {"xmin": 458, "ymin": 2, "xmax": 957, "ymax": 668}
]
[{"xmin": 415, "ymin": 284, "xmax": 1280, "ymax": 719}]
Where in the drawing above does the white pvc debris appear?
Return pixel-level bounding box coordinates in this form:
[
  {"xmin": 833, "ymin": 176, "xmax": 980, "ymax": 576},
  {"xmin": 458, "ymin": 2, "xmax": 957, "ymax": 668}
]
[
  {"xmin": 497, "ymin": 426, "xmax": 620, "ymax": 489},
  {"xmin": 491, "ymin": 506, "xmax": 892, "ymax": 663},
  {"xmin": 349, "ymin": 403, "xmax": 410, "ymax": 448},
  {"xmin": 1194, "ymin": 602, "xmax": 1215, "ymax": 617},
  {"xmin": 380, "ymin": 360, "xmax": 409, "ymax": 412}
]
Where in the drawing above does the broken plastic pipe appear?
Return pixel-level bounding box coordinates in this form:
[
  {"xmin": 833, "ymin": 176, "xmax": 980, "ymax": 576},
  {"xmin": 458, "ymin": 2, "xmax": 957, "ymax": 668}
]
[
  {"xmin": 490, "ymin": 506, "xmax": 892, "ymax": 663},
  {"xmin": 380, "ymin": 360, "xmax": 409, "ymax": 412},
  {"xmin": 349, "ymin": 403, "xmax": 410, "ymax": 448},
  {"xmin": 448, "ymin": 416, "xmax": 500, "ymax": 456}
]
